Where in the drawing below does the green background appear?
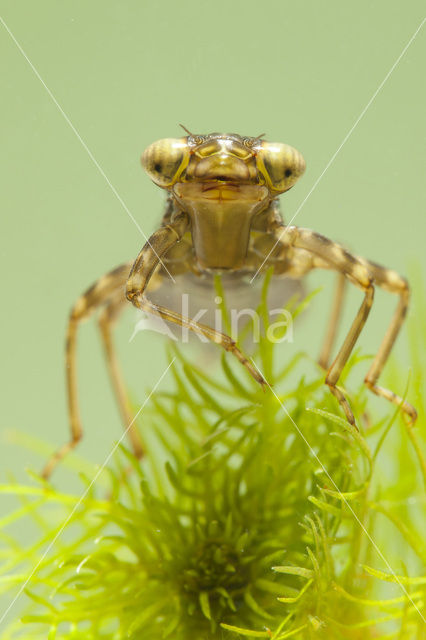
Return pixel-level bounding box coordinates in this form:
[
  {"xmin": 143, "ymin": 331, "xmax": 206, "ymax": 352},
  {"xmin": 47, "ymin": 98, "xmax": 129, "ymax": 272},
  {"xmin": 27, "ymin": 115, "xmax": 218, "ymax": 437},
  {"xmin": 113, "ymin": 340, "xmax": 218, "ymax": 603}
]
[{"xmin": 1, "ymin": 1, "xmax": 425, "ymax": 481}]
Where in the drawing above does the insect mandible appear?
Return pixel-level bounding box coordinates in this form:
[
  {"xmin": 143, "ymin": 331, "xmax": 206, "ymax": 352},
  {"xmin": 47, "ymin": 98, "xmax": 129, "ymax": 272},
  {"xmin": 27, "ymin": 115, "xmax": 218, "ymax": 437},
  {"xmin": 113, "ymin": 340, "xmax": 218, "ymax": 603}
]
[{"xmin": 42, "ymin": 130, "xmax": 417, "ymax": 478}]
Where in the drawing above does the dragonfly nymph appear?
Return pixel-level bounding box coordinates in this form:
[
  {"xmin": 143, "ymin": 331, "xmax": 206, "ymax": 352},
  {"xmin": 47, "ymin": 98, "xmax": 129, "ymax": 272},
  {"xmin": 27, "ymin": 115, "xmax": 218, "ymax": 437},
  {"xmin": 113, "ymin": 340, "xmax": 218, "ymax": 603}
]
[{"xmin": 42, "ymin": 131, "xmax": 416, "ymax": 477}]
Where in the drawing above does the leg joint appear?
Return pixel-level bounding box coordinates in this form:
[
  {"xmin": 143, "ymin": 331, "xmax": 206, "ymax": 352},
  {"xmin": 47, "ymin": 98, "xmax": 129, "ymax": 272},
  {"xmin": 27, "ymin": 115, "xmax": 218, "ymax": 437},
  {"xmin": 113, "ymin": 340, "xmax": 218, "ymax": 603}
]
[
  {"xmin": 73, "ymin": 432, "xmax": 83, "ymax": 445},
  {"xmin": 126, "ymin": 286, "xmax": 141, "ymax": 305},
  {"xmin": 126, "ymin": 288, "xmax": 136, "ymax": 304},
  {"xmin": 365, "ymin": 281, "xmax": 375, "ymax": 304},
  {"xmin": 325, "ymin": 374, "xmax": 335, "ymax": 387}
]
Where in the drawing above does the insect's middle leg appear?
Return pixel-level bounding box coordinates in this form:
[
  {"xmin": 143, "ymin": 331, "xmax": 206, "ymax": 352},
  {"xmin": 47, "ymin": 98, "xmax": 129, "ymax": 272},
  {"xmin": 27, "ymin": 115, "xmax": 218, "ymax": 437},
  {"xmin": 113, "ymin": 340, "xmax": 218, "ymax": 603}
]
[
  {"xmin": 42, "ymin": 262, "xmax": 135, "ymax": 479},
  {"xmin": 98, "ymin": 294, "xmax": 144, "ymax": 458},
  {"xmin": 318, "ymin": 272, "xmax": 346, "ymax": 369}
]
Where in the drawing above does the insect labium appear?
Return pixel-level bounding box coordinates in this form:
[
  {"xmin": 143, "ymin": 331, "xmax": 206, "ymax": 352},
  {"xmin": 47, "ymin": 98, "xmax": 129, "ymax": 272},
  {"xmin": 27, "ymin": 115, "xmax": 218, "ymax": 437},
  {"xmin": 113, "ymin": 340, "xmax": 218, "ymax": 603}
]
[{"xmin": 42, "ymin": 131, "xmax": 417, "ymax": 478}]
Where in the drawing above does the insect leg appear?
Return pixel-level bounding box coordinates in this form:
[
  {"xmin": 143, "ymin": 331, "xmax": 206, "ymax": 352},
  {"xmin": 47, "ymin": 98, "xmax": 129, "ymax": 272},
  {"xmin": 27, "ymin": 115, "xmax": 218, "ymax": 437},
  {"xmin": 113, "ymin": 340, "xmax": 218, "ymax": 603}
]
[
  {"xmin": 126, "ymin": 215, "xmax": 266, "ymax": 388},
  {"xmin": 318, "ymin": 273, "xmax": 346, "ymax": 369},
  {"xmin": 273, "ymin": 225, "xmax": 375, "ymax": 426},
  {"xmin": 323, "ymin": 284, "xmax": 373, "ymax": 426},
  {"xmin": 358, "ymin": 261, "xmax": 416, "ymax": 423},
  {"xmin": 98, "ymin": 294, "xmax": 144, "ymax": 459},
  {"xmin": 132, "ymin": 296, "xmax": 266, "ymax": 386},
  {"xmin": 41, "ymin": 262, "xmax": 133, "ymax": 479}
]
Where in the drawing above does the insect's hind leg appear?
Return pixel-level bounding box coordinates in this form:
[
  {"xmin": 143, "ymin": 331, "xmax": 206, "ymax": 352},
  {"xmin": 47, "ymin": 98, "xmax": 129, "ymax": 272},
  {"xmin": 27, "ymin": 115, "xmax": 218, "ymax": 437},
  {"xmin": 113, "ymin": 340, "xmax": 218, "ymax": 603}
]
[
  {"xmin": 41, "ymin": 263, "xmax": 134, "ymax": 479},
  {"xmin": 360, "ymin": 261, "xmax": 417, "ymax": 423}
]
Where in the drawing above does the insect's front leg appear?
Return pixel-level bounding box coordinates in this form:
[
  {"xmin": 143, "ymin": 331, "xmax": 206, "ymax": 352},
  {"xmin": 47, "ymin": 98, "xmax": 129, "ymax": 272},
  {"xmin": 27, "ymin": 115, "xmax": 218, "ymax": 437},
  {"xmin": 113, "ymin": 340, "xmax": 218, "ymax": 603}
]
[
  {"xmin": 126, "ymin": 214, "xmax": 267, "ymax": 388},
  {"xmin": 274, "ymin": 225, "xmax": 416, "ymax": 425},
  {"xmin": 271, "ymin": 225, "xmax": 375, "ymax": 426}
]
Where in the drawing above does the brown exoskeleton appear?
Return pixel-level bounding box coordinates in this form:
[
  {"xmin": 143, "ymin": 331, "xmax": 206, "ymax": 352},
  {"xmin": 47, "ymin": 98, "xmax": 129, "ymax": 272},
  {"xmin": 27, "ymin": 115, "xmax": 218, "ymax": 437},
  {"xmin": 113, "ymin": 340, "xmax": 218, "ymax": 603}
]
[{"xmin": 42, "ymin": 131, "xmax": 417, "ymax": 478}]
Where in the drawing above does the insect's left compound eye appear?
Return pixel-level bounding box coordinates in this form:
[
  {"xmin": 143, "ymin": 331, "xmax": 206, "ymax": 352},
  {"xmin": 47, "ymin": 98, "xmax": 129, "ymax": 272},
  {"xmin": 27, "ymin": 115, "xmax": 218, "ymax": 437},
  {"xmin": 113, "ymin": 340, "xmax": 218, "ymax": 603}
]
[
  {"xmin": 257, "ymin": 142, "xmax": 306, "ymax": 193},
  {"xmin": 141, "ymin": 138, "xmax": 190, "ymax": 187}
]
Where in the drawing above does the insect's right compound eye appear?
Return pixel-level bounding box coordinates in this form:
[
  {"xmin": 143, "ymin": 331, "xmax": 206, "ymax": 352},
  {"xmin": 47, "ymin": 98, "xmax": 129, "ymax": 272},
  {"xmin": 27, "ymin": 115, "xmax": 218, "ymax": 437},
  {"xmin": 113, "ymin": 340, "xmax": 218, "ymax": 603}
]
[{"xmin": 141, "ymin": 138, "xmax": 190, "ymax": 187}]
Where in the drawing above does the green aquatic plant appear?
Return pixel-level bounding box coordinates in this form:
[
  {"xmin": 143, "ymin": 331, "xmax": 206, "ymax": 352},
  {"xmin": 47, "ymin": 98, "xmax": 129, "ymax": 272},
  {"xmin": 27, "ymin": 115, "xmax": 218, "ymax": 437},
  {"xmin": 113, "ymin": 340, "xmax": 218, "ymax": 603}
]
[{"xmin": 0, "ymin": 274, "xmax": 425, "ymax": 639}]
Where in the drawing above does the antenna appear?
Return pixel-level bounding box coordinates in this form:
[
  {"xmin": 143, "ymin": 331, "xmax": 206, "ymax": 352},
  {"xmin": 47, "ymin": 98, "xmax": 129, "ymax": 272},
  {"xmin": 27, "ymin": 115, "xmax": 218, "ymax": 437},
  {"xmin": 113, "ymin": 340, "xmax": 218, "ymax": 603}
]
[{"xmin": 179, "ymin": 124, "xmax": 194, "ymax": 136}]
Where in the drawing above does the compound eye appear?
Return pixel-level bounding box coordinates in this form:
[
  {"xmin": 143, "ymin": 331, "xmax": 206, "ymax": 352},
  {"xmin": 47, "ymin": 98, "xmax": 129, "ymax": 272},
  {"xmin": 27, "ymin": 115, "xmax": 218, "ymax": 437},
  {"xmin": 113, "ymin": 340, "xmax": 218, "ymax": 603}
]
[
  {"xmin": 258, "ymin": 142, "xmax": 306, "ymax": 192},
  {"xmin": 141, "ymin": 138, "xmax": 189, "ymax": 187}
]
